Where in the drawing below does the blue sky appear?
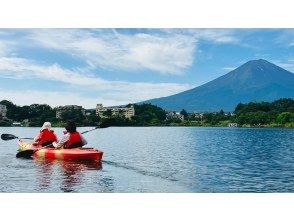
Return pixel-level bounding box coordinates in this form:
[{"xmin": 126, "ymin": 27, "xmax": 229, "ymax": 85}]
[{"xmin": 0, "ymin": 29, "xmax": 293, "ymax": 108}]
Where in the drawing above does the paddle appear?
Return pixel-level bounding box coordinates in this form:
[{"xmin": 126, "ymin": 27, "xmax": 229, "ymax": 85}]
[
  {"xmin": 15, "ymin": 122, "xmax": 111, "ymax": 159},
  {"xmin": 2, "ymin": 120, "xmax": 111, "ymax": 141},
  {"xmin": 1, "ymin": 134, "xmax": 34, "ymax": 141},
  {"xmin": 16, "ymin": 144, "xmax": 53, "ymax": 158}
]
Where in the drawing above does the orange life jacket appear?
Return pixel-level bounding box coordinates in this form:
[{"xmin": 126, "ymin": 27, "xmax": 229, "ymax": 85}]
[
  {"xmin": 65, "ymin": 132, "xmax": 83, "ymax": 149},
  {"xmin": 39, "ymin": 129, "xmax": 57, "ymax": 146}
]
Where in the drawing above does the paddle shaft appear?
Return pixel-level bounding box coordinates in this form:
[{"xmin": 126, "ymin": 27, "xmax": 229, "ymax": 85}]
[
  {"xmin": 80, "ymin": 127, "xmax": 99, "ymax": 134},
  {"xmin": 3, "ymin": 126, "xmax": 102, "ymax": 141},
  {"xmin": 18, "ymin": 137, "xmax": 34, "ymax": 140}
]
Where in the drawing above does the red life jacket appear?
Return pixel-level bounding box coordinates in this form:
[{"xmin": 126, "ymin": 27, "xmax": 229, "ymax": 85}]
[
  {"xmin": 39, "ymin": 129, "xmax": 57, "ymax": 146},
  {"xmin": 65, "ymin": 132, "xmax": 83, "ymax": 149}
]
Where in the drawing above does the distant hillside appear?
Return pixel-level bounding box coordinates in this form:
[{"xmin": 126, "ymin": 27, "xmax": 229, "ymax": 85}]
[{"xmin": 142, "ymin": 59, "xmax": 294, "ymax": 111}]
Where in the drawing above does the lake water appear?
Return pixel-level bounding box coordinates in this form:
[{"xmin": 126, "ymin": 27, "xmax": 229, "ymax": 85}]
[{"xmin": 0, "ymin": 127, "xmax": 293, "ymax": 192}]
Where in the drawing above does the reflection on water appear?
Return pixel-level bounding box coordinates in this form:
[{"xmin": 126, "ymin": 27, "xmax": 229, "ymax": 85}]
[
  {"xmin": 34, "ymin": 159, "xmax": 54, "ymax": 189},
  {"xmin": 34, "ymin": 159, "xmax": 103, "ymax": 192}
]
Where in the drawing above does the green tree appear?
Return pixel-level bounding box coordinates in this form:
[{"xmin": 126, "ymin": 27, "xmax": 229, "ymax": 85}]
[
  {"xmin": 276, "ymin": 112, "xmax": 293, "ymax": 124},
  {"xmin": 180, "ymin": 109, "xmax": 188, "ymax": 120},
  {"xmin": 126, "ymin": 103, "xmax": 166, "ymax": 126},
  {"xmin": 103, "ymin": 109, "xmax": 113, "ymax": 118},
  {"xmin": 61, "ymin": 110, "xmax": 86, "ymax": 125},
  {"xmin": 0, "ymin": 100, "xmax": 20, "ymax": 120},
  {"xmin": 0, "ymin": 119, "xmax": 12, "ymax": 126},
  {"xmin": 86, "ymin": 112, "xmax": 100, "ymax": 126}
]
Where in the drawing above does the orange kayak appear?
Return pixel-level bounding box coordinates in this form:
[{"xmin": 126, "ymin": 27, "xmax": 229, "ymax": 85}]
[{"xmin": 18, "ymin": 140, "xmax": 103, "ymax": 162}]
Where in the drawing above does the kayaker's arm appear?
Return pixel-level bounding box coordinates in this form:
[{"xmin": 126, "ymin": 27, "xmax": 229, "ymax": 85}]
[
  {"xmin": 31, "ymin": 133, "xmax": 41, "ymax": 146},
  {"xmin": 53, "ymin": 134, "xmax": 70, "ymax": 149},
  {"xmin": 33, "ymin": 133, "xmax": 41, "ymax": 142}
]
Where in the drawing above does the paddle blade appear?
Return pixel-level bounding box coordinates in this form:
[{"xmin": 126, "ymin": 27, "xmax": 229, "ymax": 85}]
[
  {"xmin": 1, "ymin": 133, "xmax": 17, "ymax": 141},
  {"xmin": 16, "ymin": 149, "xmax": 35, "ymax": 159},
  {"xmin": 99, "ymin": 120, "xmax": 111, "ymax": 128}
]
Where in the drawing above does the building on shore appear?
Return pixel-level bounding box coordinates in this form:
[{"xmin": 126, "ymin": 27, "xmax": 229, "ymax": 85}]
[
  {"xmin": 96, "ymin": 104, "xmax": 135, "ymax": 119},
  {"xmin": 0, "ymin": 104, "xmax": 7, "ymax": 119},
  {"xmin": 228, "ymin": 123, "xmax": 238, "ymax": 127},
  {"xmin": 192, "ymin": 112, "xmax": 205, "ymax": 120},
  {"xmin": 12, "ymin": 122, "xmax": 22, "ymax": 127},
  {"xmin": 166, "ymin": 111, "xmax": 185, "ymax": 121},
  {"xmin": 56, "ymin": 105, "xmax": 86, "ymax": 119}
]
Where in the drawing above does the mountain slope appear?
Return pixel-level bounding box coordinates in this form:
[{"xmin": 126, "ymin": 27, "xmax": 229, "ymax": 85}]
[{"xmin": 142, "ymin": 59, "xmax": 294, "ymax": 111}]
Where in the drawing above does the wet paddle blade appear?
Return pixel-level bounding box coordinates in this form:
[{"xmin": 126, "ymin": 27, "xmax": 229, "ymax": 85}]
[
  {"xmin": 99, "ymin": 120, "xmax": 111, "ymax": 128},
  {"xmin": 16, "ymin": 149, "xmax": 36, "ymax": 159},
  {"xmin": 1, "ymin": 133, "xmax": 18, "ymax": 141},
  {"xmin": 1, "ymin": 134, "xmax": 33, "ymax": 141},
  {"xmin": 81, "ymin": 123, "xmax": 110, "ymax": 135}
]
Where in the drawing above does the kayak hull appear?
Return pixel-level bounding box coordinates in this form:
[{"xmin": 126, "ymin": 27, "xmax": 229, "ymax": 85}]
[
  {"xmin": 18, "ymin": 140, "xmax": 103, "ymax": 162},
  {"xmin": 33, "ymin": 148, "xmax": 103, "ymax": 161}
]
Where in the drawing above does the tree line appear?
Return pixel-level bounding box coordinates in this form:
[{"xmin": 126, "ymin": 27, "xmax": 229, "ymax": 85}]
[
  {"xmin": 180, "ymin": 98, "xmax": 294, "ymax": 127},
  {"xmin": 232, "ymin": 98, "xmax": 294, "ymax": 127},
  {"xmin": 0, "ymin": 100, "xmax": 99, "ymax": 127},
  {"xmin": 0, "ymin": 98, "xmax": 293, "ymax": 127}
]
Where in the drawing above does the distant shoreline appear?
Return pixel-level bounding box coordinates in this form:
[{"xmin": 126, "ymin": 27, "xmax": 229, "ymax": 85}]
[
  {"xmin": 1, "ymin": 124, "xmax": 293, "ymax": 128},
  {"xmin": 1, "ymin": 98, "xmax": 293, "ymax": 128}
]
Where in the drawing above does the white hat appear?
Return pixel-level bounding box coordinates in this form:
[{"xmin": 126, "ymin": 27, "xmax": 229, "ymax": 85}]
[{"xmin": 41, "ymin": 122, "xmax": 52, "ymax": 131}]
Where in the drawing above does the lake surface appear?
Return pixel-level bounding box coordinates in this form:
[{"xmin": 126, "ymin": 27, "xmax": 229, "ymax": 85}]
[{"xmin": 0, "ymin": 127, "xmax": 293, "ymax": 192}]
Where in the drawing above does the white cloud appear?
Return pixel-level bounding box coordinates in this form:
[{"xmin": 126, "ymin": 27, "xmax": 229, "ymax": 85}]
[
  {"xmin": 275, "ymin": 29, "xmax": 294, "ymax": 47},
  {"xmin": 27, "ymin": 29, "xmax": 196, "ymax": 75},
  {"xmin": 189, "ymin": 29, "xmax": 239, "ymax": 43},
  {"xmin": 26, "ymin": 29, "xmax": 243, "ymax": 75},
  {"xmin": 0, "ymin": 57, "xmax": 190, "ymax": 107},
  {"xmin": 272, "ymin": 58, "xmax": 294, "ymax": 72},
  {"xmin": 0, "ymin": 40, "xmax": 15, "ymax": 56},
  {"xmin": 0, "ymin": 89, "xmax": 113, "ymax": 108},
  {"xmin": 25, "ymin": 29, "xmax": 246, "ymax": 75},
  {"xmin": 0, "ymin": 57, "xmax": 108, "ymax": 87},
  {"xmin": 162, "ymin": 29, "xmax": 240, "ymax": 44}
]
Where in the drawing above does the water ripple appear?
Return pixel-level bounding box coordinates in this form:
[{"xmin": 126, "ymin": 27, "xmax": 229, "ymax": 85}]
[{"xmin": 0, "ymin": 127, "xmax": 293, "ymax": 192}]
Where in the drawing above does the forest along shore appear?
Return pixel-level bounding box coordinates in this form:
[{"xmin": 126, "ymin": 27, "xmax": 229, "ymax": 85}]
[{"xmin": 0, "ymin": 98, "xmax": 293, "ymax": 128}]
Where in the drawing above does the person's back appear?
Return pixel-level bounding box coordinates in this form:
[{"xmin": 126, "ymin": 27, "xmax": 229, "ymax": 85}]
[
  {"xmin": 34, "ymin": 122, "xmax": 58, "ymax": 146},
  {"xmin": 53, "ymin": 121, "xmax": 87, "ymax": 149},
  {"xmin": 65, "ymin": 131, "xmax": 84, "ymax": 148}
]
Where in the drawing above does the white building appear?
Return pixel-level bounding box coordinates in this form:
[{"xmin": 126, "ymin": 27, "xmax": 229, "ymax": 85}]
[
  {"xmin": 56, "ymin": 105, "xmax": 86, "ymax": 119},
  {"xmin": 96, "ymin": 104, "xmax": 135, "ymax": 119},
  {"xmin": 166, "ymin": 111, "xmax": 185, "ymax": 121},
  {"xmin": 12, "ymin": 122, "xmax": 22, "ymax": 127},
  {"xmin": 193, "ymin": 112, "xmax": 205, "ymax": 119},
  {"xmin": 228, "ymin": 123, "xmax": 238, "ymax": 127},
  {"xmin": 0, "ymin": 104, "xmax": 7, "ymax": 118}
]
